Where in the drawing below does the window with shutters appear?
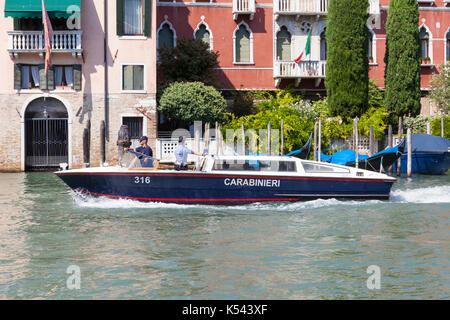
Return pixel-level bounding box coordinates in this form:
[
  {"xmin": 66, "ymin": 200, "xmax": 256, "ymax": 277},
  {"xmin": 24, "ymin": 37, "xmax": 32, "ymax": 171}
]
[
  {"xmin": 117, "ymin": 0, "xmax": 151, "ymax": 37},
  {"xmin": 234, "ymin": 23, "xmax": 253, "ymax": 64},
  {"xmin": 19, "ymin": 65, "xmax": 40, "ymax": 89},
  {"xmin": 320, "ymin": 29, "xmax": 327, "ymax": 61},
  {"xmin": 123, "ymin": 0, "xmax": 143, "ymax": 35},
  {"xmin": 276, "ymin": 26, "xmax": 291, "ymax": 61},
  {"xmin": 420, "ymin": 26, "xmax": 430, "ymax": 58},
  {"xmin": 194, "ymin": 24, "xmax": 212, "ymax": 50},
  {"xmin": 54, "ymin": 66, "xmax": 74, "ymax": 88},
  {"xmin": 122, "ymin": 64, "xmax": 145, "ymax": 91},
  {"xmin": 158, "ymin": 23, "xmax": 175, "ymax": 49}
]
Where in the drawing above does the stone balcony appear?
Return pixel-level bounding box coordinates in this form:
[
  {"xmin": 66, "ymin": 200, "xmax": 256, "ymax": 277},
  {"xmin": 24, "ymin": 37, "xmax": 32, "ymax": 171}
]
[
  {"xmin": 274, "ymin": 0, "xmax": 328, "ymax": 20},
  {"xmin": 233, "ymin": 0, "xmax": 256, "ymax": 20},
  {"xmin": 7, "ymin": 30, "xmax": 83, "ymax": 58},
  {"xmin": 274, "ymin": 60, "xmax": 326, "ymax": 87}
]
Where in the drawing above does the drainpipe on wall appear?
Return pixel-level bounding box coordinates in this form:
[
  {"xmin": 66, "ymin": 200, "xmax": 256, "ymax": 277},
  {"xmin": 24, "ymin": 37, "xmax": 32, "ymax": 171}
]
[{"xmin": 104, "ymin": 0, "xmax": 109, "ymax": 145}]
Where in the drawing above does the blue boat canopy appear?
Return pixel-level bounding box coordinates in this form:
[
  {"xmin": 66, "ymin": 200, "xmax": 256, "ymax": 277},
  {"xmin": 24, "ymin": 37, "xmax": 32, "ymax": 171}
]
[
  {"xmin": 325, "ymin": 149, "xmax": 369, "ymax": 165},
  {"xmin": 399, "ymin": 133, "xmax": 450, "ymax": 153}
]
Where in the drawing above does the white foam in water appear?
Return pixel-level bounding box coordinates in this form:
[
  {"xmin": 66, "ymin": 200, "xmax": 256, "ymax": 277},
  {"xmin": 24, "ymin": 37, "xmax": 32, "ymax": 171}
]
[
  {"xmin": 390, "ymin": 185, "xmax": 450, "ymax": 203},
  {"xmin": 72, "ymin": 192, "xmax": 380, "ymax": 211},
  {"xmin": 71, "ymin": 185, "xmax": 450, "ymax": 211}
]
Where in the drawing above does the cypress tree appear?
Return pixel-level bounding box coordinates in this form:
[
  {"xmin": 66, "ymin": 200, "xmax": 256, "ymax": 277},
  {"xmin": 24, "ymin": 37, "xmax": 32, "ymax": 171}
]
[
  {"xmin": 326, "ymin": 0, "xmax": 369, "ymax": 118},
  {"xmin": 384, "ymin": 0, "xmax": 421, "ymax": 117}
]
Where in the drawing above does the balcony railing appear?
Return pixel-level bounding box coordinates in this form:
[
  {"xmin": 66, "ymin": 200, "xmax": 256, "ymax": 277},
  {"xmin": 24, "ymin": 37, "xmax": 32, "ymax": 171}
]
[
  {"xmin": 274, "ymin": 60, "xmax": 326, "ymax": 78},
  {"xmin": 274, "ymin": 0, "xmax": 328, "ymax": 19},
  {"xmin": 233, "ymin": 0, "xmax": 256, "ymax": 20},
  {"xmin": 7, "ymin": 30, "xmax": 83, "ymax": 57}
]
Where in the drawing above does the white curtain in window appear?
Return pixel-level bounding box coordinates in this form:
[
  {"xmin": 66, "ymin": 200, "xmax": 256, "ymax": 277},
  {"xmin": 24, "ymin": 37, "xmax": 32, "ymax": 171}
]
[
  {"xmin": 124, "ymin": 0, "xmax": 143, "ymax": 35},
  {"xmin": 55, "ymin": 66, "xmax": 63, "ymax": 86},
  {"xmin": 21, "ymin": 66, "xmax": 30, "ymax": 89},
  {"xmin": 65, "ymin": 67, "xmax": 73, "ymax": 86},
  {"xmin": 31, "ymin": 66, "xmax": 40, "ymax": 87}
]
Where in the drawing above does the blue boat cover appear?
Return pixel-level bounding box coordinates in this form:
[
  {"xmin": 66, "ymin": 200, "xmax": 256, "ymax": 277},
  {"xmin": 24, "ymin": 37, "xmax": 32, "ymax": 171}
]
[
  {"xmin": 370, "ymin": 145, "xmax": 400, "ymax": 157},
  {"xmin": 326, "ymin": 149, "xmax": 369, "ymax": 165},
  {"xmin": 315, "ymin": 152, "xmax": 332, "ymax": 162},
  {"xmin": 398, "ymin": 133, "xmax": 450, "ymax": 153}
]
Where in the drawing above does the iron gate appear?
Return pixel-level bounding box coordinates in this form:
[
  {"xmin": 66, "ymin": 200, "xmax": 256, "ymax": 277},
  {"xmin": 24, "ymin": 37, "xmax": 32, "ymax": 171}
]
[{"xmin": 25, "ymin": 118, "xmax": 68, "ymax": 170}]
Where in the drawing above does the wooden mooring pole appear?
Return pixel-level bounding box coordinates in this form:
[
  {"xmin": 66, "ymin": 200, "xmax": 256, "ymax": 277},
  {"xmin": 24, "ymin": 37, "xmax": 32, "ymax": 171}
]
[
  {"xmin": 83, "ymin": 120, "xmax": 91, "ymax": 168},
  {"xmin": 241, "ymin": 121, "xmax": 245, "ymax": 155},
  {"xmin": 426, "ymin": 122, "xmax": 431, "ymax": 135},
  {"xmin": 397, "ymin": 116, "xmax": 403, "ymax": 176},
  {"xmin": 354, "ymin": 117, "xmax": 359, "ymax": 169},
  {"xmin": 100, "ymin": 120, "xmax": 105, "ymax": 166},
  {"xmin": 313, "ymin": 121, "xmax": 318, "ymax": 161},
  {"xmin": 407, "ymin": 128, "xmax": 412, "ymax": 177},
  {"xmin": 318, "ymin": 120, "xmax": 322, "ymax": 162},
  {"xmin": 387, "ymin": 124, "xmax": 393, "ymax": 173},
  {"xmin": 267, "ymin": 121, "xmax": 271, "ymax": 155},
  {"xmin": 369, "ymin": 125, "xmax": 374, "ymax": 156},
  {"xmin": 280, "ymin": 119, "xmax": 284, "ymax": 156}
]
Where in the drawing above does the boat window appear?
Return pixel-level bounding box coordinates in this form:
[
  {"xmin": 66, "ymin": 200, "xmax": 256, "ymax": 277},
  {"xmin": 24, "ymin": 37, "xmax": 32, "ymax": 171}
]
[
  {"xmin": 213, "ymin": 160, "xmax": 297, "ymax": 172},
  {"xmin": 302, "ymin": 162, "xmax": 350, "ymax": 173}
]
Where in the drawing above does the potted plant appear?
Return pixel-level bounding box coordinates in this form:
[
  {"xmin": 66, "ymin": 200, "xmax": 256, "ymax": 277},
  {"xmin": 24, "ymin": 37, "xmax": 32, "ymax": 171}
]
[
  {"xmin": 426, "ymin": 57, "xmax": 431, "ymax": 64},
  {"xmin": 420, "ymin": 57, "xmax": 427, "ymax": 65},
  {"xmin": 368, "ymin": 56, "xmax": 374, "ymax": 64}
]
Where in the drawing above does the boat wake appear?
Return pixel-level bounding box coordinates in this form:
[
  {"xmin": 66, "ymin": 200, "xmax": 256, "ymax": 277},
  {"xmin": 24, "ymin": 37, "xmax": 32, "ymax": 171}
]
[
  {"xmin": 71, "ymin": 185, "xmax": 450, "ymax": 211},
  {"xmin": 390, "ymin": 185, "xmax": 450, "ymax": 203}
]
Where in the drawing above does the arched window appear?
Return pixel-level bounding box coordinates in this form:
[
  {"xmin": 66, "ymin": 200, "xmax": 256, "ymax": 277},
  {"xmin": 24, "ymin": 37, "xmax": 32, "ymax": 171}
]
[
  {"xmin": 234, "ymin": 24, "xmax": 252, "ymax": 63},
  {"xmin": 158, "ymin": 23, "xmax": 175, "ymax": 49},
  {"xmin": 420, "ymin": 26, "xmax": 429, "ymax": 58},
  {"xmin": 368, "ymin": 30, "xmax": 373, "ymax": 58},
  {"xmin": 446, "ymin": 31, "xmax": 450, "ymax": 61},
  {"xmin": 195, "ymin": 24, "xmax": 211, "ymax": 49},
  {"xmin": 320, "ymin": 29, "xmax": 327, "ymax": 61},
  {"xmin": 276, "ymin": 26, "xmax": 291, "ymax": 61}
]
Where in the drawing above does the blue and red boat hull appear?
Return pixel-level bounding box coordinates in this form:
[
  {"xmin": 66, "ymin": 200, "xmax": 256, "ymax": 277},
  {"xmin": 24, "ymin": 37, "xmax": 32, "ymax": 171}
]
[{"xmin": 56, "ymin": 171, "xmax": 395, "ymax": 204}]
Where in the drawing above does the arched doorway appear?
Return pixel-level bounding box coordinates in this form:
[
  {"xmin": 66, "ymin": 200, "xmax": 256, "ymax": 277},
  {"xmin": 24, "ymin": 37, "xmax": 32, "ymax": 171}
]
[{"xmin": 24, "ymin": 97, "xmax": 68, "ymax": 170}]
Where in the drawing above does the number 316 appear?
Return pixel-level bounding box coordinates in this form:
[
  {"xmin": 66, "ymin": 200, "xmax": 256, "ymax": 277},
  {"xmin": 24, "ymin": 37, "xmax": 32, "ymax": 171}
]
[{"xmin": 134, "ymin": 176, "xmax": 151, "ymax": 184}]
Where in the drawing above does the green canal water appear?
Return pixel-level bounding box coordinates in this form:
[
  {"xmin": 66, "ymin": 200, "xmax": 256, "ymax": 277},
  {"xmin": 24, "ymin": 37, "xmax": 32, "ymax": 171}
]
[{"xmin": 0, "ymin": 172, "xmax": 449, "ymax": 299}]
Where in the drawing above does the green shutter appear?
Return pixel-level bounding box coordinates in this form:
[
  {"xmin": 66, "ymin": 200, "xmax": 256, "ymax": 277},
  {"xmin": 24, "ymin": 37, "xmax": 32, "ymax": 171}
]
[
  {"xmin": 47, "ymin": 67, "xmax": 55, "ymax": 90},
  {"xmin": 133, "ymin": 65, "xmax": 144, "ymax": 90},
  {"xmin": 144, "ymin": 0, "xmax": 151, "ymax": 37},
  {"xmin": 117, "ymin": 0, "xmax": 124, "ymax": 36},
  {"xmin": 14, "ymin": 64, "xmax": 22, "ymax": 90},
  {"xmin": 236, "ymin": 25, "xmax": 250, "ymax": 63},
  {"xmin": 73, "ymin": 64, "xmax": 82, "ymax": 90},
  {"xmin": 13, "ymin": 18, "xmax": 20, "ymax": 31},
  {"xmin": 38, "ymin": 64, "xmax": 47, "ymax": 90}
]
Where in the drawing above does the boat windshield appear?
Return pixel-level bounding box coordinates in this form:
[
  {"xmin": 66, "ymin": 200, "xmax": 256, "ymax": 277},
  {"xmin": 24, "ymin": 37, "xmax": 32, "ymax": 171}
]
[
  {"xmin": 121, "ymin": 150, "xmax": 159, "ymax": 169},
  {"xmin": 213, "ymin": 159, "xmax": 297, "ymax": 172}
]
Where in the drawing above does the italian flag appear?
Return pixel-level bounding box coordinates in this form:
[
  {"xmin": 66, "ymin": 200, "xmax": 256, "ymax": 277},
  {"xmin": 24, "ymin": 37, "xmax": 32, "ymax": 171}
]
[{"xmin": 294, "ymin": 30, "xmax": 311, "ymax": 63}]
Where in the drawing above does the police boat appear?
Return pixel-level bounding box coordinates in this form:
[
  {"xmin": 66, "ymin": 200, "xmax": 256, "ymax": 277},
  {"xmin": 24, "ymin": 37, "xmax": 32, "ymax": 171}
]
[{"xmin": 56, "ymin": 151, "xmax": 396, "ymax": 204}]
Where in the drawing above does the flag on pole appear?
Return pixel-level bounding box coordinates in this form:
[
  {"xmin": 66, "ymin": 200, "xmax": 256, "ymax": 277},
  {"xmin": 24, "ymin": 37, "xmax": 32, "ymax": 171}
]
[
  {"xmin": 42, "ymin": 0, "xmax": 53, "ymax": 75},
  {"xmin": 294, "ymin": 30, "xmax": 311, "ymax": 63}
]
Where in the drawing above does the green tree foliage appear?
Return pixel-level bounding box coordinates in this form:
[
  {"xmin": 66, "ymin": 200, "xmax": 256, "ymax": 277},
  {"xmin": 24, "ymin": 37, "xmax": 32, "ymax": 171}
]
[
  {"xmin": 157, "ymin": 38, "xmax": 219, "ymax": 86},
  {"xmin": 158, "ymin": 82, "xmax": 227, "ymax": 124},
  {"xmin": 222, "ymin": 107, "xmax": 315, "ymax": 153},
  {"xmin": 326, "ymin": 0, "xmax": 369, "ymax": 118},
  {"xmin": 429, "ymin": 64, "xmax": 450, "ymax": 113},
  {"xmin": 384, "ymin": 0, "xmax": 421, "ymax": 117},
  {"xmin": 431, "ymin": 116, "xmax": 450, "ymax": 139}
]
